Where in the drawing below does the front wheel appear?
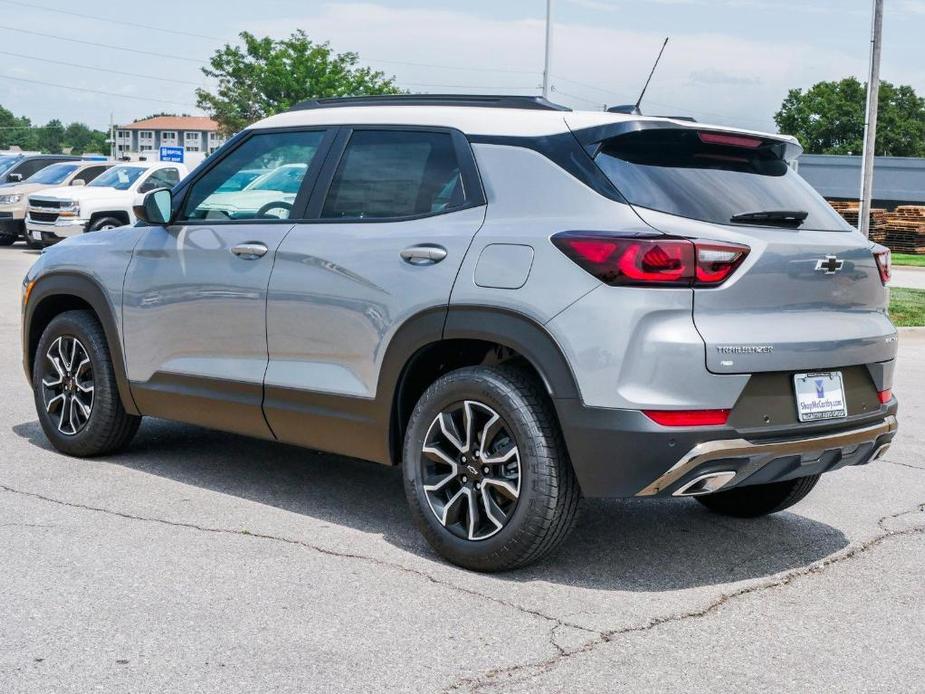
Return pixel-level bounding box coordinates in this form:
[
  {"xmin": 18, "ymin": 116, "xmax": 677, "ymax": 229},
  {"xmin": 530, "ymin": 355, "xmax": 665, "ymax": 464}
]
[
  {"xmin": 87, "ymin": 217, "xmax": 124, "ymax": 232},
  {"xmin": 695, "ymin": 475, "xmax": 820, "ymax": 518},
  {"xmin": 32, "ymin": 310, "xmax": 141, "ymax": 457},
  {"xmin": 403, "ymin": 365, "xmax": 580, "ymax": 572}
]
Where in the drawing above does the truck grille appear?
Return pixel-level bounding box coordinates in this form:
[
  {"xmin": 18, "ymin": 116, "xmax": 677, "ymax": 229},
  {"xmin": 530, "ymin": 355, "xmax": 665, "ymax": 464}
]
[
  {"xmin": 28, "ymin": 198, "xmax": 64, "ymax": 209},
  {"xmin": 29, "ymin": 211, "xmax": 59, "ymax": 223}
]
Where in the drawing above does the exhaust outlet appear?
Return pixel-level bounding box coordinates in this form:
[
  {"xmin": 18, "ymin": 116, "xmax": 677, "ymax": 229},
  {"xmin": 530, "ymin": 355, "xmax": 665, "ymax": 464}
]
[{"xmin": 673, "ymin": 471, "xmax": 737, "ymax": 497}]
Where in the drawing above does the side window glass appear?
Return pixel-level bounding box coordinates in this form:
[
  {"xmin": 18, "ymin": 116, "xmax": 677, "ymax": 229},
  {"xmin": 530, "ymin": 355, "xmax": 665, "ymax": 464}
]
[
  {"xmin": 14, "ymin": 160, "xmax": 46, "ymax": 179},
  {"xmin": 76, "ymin": 166, "xmax": 108, "ymax": 183},
  {"xmin": 180, "ymin": 130, "xmax": 325, "ymax": 222},
  {"xmin": 321, "ymin": 130, "xmax": 464, "ymax": 220},
  {"xmin": 139, "ymin": 168, "xmax": 180, "ymax": 193}
]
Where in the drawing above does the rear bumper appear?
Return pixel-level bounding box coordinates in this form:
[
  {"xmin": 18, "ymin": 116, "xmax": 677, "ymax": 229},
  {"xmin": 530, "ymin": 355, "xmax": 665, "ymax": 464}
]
[{"xmin": 555, "ymin": 398, "xmax": 899, "ymax": 498}]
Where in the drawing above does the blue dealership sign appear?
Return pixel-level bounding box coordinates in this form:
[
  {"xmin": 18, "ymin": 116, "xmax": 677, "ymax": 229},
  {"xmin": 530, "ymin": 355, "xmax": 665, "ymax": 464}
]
[{"xmin": 160, "ymin": 146, "xmax": 185, "ymax": 163}]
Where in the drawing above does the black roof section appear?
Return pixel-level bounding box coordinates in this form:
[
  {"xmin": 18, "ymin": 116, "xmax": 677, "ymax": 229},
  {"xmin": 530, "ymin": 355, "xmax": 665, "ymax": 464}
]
[{"xmin": 289, "ymin": 94, "xmax": 572, "ymax": 112}]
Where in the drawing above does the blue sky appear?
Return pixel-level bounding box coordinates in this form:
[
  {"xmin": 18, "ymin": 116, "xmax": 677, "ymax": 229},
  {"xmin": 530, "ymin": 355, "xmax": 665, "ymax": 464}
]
[{"xmin": 0, "ymin": 0, "xmax": 922, "ymax": 132}]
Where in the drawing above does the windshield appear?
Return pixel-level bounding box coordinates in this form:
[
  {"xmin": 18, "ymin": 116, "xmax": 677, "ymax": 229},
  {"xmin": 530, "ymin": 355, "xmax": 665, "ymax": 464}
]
[
  {"xmin": 0, "ymin": 155, "xmax": 21, "ymax": 176},
  {"xmin": 246, "ymin": 164, "xmax": 308, "ymax": 193},
  {"xmin": 25, "ymin": 163, "xmax": 81, "ymax": 185},
  {"xmin": 88, "ymin": 166, "xmax": 146, "ymax": 190},
  {"xmin": 594, "ymin": 129, "xmax": 850, "ymax": 232}
]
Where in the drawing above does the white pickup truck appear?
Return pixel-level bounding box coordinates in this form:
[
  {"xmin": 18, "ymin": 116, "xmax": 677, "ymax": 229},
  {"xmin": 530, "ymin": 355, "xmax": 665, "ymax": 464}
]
[{"xmin": 25, "ymin": 161, "xmax": 188, "ymax": 247}]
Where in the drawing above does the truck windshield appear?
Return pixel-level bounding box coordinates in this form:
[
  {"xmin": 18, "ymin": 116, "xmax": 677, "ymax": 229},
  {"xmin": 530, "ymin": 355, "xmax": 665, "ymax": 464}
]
[
  {"xmin": 0, "ymin": 155, "xmax": 22, "ymax": 176},
  {"xmin": 594, "ymin": 129, "xmax": 850, "ymax": 232},
  {"xmin": 25, "ymin": 163, "xmax": 81, "ymax": 185},
  {"xmin": 88, "ymin": 166, "xmax": 145, "ymax": 190}
]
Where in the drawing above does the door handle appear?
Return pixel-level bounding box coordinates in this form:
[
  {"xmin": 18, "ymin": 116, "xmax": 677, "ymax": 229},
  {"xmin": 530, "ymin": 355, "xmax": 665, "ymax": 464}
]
[
  {"xmin": 231, "ymin": 242, "xmax": 268, "ymax": 259},
  {"xmin": 400, "ymin": 245, "xmax": 447, "ymax": 266}
]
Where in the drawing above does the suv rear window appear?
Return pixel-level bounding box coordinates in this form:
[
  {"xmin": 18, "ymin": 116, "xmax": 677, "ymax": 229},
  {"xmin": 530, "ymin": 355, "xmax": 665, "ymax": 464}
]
[{"xmin": 594, "ymin": 129, "xmax": 849, "ymax": 232}]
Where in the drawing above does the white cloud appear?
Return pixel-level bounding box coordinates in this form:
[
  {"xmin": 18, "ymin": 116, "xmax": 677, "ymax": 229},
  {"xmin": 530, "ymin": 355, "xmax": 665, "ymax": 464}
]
[{"xmin": 247, "ymin": 3, "xmax": 920, "ymax": 131}]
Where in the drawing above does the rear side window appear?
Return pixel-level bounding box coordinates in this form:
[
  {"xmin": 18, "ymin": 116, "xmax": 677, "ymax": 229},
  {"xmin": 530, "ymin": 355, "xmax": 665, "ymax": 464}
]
[
  {"xmin": 321, "ymin": 130, "xmax": 465, "ymax": 220},
  {"xmin": 139, "ymin": 168, "xmax": 180, "ymax": 193},
  {"xmin": 594, "ymin": 129, "xmax": 849, "ymax": 232}
]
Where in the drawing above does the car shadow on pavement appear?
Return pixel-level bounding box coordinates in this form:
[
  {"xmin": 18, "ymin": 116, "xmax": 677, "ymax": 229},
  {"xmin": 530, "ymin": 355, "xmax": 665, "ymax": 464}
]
[{"xmin": 13, "ymin": 417, "xmax": 849, "ymax": 591}]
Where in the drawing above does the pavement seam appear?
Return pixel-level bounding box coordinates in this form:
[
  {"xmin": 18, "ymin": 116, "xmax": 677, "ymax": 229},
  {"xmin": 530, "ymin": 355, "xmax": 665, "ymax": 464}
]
[
  {"xmin": 0, "ymin": 482, "xmax": 599, "ymax": 639},
  {"xmin": 881, "ymin": 458, "xmax": 925, "ymax": 471},
  {"xmin": 443, "ymin": 502, "xmax": 925, "ymax": 692}
]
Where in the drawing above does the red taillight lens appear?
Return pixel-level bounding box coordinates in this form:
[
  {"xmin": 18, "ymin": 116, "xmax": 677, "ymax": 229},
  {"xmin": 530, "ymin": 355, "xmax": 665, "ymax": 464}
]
[
  {"xmin": 873, "ymin": 244, "xmax": 891, "ymax": 285},
  {"xmin": 643, "ymin": 409, "xmax": 730, "ymax": 426},
  {"xmin": 878, "ymin": 389, "xmax": 892, "ymax": 404},
  {"xmin": 553, "ymin": 232, "xmax": 748, "ymax": 288}
]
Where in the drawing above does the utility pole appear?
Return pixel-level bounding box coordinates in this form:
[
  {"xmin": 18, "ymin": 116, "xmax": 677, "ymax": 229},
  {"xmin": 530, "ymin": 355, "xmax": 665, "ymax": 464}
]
[
  {"xmin": 109, "ymin": 112, "xmax": 115, "ymax": 161},
  {"xmin": 859, "ymin": 0, "xmax": 884, "ymax": 238},
  {"xmin": 542, "ymin": 0, "xmax": 554, "ymax": 99}
]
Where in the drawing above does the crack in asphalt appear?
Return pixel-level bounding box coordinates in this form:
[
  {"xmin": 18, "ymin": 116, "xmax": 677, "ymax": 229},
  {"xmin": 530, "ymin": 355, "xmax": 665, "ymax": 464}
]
[
  {"xmin": 882, "ymin": 458, "xmax": 925, "ymax": 471},
  {"xmin": 444, "ymin": 503, "xmax": 925, "ymax": 692},
  {"xmin": 0, "ymin": 483, "xmax": 599, "ymax": 639}
]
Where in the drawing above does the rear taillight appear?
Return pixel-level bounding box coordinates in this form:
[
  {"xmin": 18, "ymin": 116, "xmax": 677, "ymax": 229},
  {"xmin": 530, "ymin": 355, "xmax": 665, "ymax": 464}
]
[
  {"xmin": 643, "ymin": 409, "xmax": 730, "ymax": 426},
  {"xmin": 878, "ymin": 389, "xmax": 892, "ymax": 404},
  {"xmin": 552, "ymin": 232, "xmax": 749, "ymax": 288},
  {"xmin": 873, "ymin": 244, "xmax": 891, "ymax": 285}
]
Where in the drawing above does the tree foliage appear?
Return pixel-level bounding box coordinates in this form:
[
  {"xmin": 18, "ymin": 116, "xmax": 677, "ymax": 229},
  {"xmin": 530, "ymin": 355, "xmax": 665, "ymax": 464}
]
[
  {"xmin": 196, "ymin": 30, "xmax": 403, "ymax": 135},
  {"xmin": 775, "ymin": 77, "xmax": 925, "ymax": 156},
  {"xmin": 0, "ymin": 105, "xmax": 108, "ymax": 154}
]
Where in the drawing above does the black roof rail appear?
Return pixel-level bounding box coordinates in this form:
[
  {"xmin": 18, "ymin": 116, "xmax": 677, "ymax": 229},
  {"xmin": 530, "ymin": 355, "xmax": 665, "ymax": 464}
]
[{"xmin": 288, "ymin": 94, "xmax": 572, "ymax": 112}]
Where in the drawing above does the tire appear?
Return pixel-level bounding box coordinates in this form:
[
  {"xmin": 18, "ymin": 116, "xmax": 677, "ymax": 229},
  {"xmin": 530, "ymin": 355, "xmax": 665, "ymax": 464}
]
[
  {"xmin": 32, "ymin": 310, "xmax": 141, "ymax": 457},
  {"xmin": 403, "ymin": 364, "xmax": 581, "ymax": 572},
  {"xmin": 695, "ymin": 475, "xmax": 821, "ymax": 518},
  {"xmin": 88, "ymin": 217, "xmax": 124, "ymax": 232},
  {"xmin": 0, "ymin": 234, "xmax": 14, "ymax": 246},
  {"xmin": 25, "ymin": 234, "xmax": 43, "ymax": 250}
]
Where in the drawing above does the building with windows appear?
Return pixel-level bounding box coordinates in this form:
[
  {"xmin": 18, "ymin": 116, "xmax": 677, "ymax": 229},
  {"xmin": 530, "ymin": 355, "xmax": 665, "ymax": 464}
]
[{"xmin": 114, "ymin": 116, "xmax": 226, "ymax": 161}]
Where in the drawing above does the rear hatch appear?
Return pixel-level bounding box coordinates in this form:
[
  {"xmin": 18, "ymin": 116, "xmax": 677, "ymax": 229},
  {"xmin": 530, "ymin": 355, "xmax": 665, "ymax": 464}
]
[{"xmin": 584, "ymin": 123, "xmax": 897, "ymax": 374}]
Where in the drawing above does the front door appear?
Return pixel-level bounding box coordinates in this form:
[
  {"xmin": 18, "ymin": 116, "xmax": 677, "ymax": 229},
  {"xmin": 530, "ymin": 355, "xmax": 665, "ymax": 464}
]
[
  {"xmin": 123, "ymin": 128, "xmax": 331, "ymax": 438},
  {"xmin": 264, "ymin": 127, "xmax": 486, "ymax": 460}
]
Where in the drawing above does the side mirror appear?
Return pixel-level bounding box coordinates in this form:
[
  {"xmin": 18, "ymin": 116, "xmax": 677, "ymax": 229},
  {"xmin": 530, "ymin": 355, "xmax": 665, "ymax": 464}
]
[
  {"xmin": 70, "ymin": 179, "xmax": 86, "ymax": 187},
  {"xmin": 134, "ymin": 188, "xmax": 173, "ymax": 226},
  {"xmin": 7, "ymin": 173, "xmax": 22, "ymax": 183}
]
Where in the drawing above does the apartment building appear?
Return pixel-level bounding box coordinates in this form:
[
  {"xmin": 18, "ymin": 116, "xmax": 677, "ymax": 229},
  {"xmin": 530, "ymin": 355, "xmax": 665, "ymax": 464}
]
[{"xmin": 114, "ymin": 116, "xmax": 226, "ymax": 160}]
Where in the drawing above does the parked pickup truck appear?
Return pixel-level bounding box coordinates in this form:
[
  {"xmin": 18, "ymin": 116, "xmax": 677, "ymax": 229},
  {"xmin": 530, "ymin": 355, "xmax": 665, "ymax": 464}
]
[
  {"xmin": 25, "ymin": 161, "xmax": 188, "ymax": 247},
  {"xmin": 0, "ymin": 161, "xmax": 113, "ymax": 246}
]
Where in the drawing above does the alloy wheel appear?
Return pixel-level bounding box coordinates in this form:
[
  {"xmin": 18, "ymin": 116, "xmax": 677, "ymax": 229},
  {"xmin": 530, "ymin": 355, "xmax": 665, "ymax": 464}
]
[
  {"xmin": 41, "ymin": 335, "xmax": 94, "ymax": 436},
  {"xmin": 420, "ymin": 400, "xmax": 521, "ymax": 541}
]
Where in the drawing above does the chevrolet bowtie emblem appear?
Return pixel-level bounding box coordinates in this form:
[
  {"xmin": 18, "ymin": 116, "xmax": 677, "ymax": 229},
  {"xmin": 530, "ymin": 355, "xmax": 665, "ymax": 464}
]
[{"xmin": 815, "ymin": 255, "xmax": 844, "ymax": 274}]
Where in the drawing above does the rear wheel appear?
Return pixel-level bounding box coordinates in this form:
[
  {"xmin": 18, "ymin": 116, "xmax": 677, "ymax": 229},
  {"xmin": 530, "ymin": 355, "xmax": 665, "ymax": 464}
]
[
  {"xmin": 403, "ymin": 365, "xmax": 580, "ymax": 572},
  {"xmin": 695, "ymin": 475, "xmax": 820, "ymax": 518},
  {"xmin": 32, "ymin": 310, "xmax": 141, "ymax": 457}
]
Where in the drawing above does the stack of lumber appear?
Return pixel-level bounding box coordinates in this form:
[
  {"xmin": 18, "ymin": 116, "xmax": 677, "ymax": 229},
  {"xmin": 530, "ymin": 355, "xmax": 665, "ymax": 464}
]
[
  {"xmin": 826, "ymin": 201, "xmax": 889, "ymax": 244},
  {"xmin": 881, "ymin": 206, "xmax": 925, "ymax": 254}
]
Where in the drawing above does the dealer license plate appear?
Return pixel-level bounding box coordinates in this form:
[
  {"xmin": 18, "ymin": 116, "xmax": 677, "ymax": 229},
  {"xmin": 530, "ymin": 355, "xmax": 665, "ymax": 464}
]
[{"xmin": 794, "ymin": 372, "xmax": 847, "ymax": 422}]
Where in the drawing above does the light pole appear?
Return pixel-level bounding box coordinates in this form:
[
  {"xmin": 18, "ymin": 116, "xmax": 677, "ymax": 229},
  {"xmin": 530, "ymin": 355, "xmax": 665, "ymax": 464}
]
[
  {"xmin": 859, "ymin": 0, "xmax": 884, "ymax": 238},
  {"xmin": 542, "ymin": 0, "xmax": 554, "ymax": 99}
]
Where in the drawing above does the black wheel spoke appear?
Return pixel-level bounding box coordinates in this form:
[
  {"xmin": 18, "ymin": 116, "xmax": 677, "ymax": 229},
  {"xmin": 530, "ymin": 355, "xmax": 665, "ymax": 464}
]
[{"xmin": 420, "ymin": 400, "xmax": 521, "ymax": 541}]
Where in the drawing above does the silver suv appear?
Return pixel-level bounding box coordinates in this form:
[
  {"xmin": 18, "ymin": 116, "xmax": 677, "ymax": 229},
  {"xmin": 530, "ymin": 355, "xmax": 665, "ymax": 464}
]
[{"xmin": 21, "ymin": 95, "xmax": 898, "ymax": 571}]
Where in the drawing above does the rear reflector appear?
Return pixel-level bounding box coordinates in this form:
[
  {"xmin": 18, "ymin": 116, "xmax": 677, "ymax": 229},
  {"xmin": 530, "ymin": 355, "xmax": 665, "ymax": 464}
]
[
  {"xmin": 878, "ymin": 389, "xmax": 892, "ymax": 404},
  {"xmin": 698, "ymin": 131, "xmax": 764, "ymax": 149},
  {"xmin": 552, "ymin": 232, "xmax": 749, "ymax": 288},
  {"xmin": 643, "ymin": 409, "xmax": 730, "ymax": 426}
]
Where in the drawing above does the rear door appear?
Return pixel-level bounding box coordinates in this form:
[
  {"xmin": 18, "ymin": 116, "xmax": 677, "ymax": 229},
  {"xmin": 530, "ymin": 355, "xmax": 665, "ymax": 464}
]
[
  {"xmin": 263, "ymin": 127, "xmax": 486, "ymax": 460},
  {"xmin": 591, "ymin": 126, "xmax": 897, "ymax": 375},
  {"xmin": 123, "ymin": 128, "xmax": 333, "ymax": 437}
]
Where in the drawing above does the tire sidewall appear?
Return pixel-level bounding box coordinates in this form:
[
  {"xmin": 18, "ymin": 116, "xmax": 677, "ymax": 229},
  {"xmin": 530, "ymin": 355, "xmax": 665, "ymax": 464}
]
[
  {"xmin": 89, "ymin": 218, "xmax": 122, "ymax": 232},
  {"xmin": 32, "ymin": 312, "xmax": 119, "ymax": 456},
  {"xmin": 403, "ymin": 368, "xmax": 554, "ymax": 567}
]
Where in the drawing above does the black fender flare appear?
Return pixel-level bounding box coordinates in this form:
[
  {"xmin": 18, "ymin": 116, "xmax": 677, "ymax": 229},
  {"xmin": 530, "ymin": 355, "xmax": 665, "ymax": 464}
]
[{"xmin": 24, "ymin": 271, "xmax": 139, "ymax": 415}]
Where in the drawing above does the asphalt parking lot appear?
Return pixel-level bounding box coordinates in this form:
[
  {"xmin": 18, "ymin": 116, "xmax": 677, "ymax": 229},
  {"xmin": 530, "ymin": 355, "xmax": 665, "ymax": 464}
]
[{"xmin": 1, "ymin": 243, "xmax": 923, "ymax": 693}]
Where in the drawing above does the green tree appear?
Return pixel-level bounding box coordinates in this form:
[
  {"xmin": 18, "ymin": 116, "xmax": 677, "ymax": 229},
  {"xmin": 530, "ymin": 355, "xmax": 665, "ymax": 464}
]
[
  {"xmin": 775, "ymin": 77, "xmax": 925, "ymax": 156},
  {"xmin": 61, "ymin": 122, "xmax": 109, "ymax": 155},
  {"xmin": 36, "ymin": 119, "xmax": 65, "ymax": 154},
  {"xmin": 196, "ymin": 30, "xmax": 403, "ymax": 135},
  {"xmin": 0, "ymin": 105, "xmax": 37, "ymax": 151}
]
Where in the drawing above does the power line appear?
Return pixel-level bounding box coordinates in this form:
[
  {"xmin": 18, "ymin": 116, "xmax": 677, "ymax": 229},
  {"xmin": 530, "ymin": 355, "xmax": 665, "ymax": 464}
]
[
  {"xmin": 366, "ymin": 57, "xmax": 541, "ymax": 76},
  {"xmin": 0, "ymin": 25, "xmax": 206, "ymax": 64},
  {"xmin": 403, "ymin": 81, "xmax": 540, "ymax": 90},
  {"xmin": 0, "ymin": 0, "xmax": 225, "ymax": 41},
  {"xmin": 0, "ymin": 73, "xmax": 200, "ymax": 109},
  {"xmin": 0, "ymin": 50, "xmax": 204, "ymax": 87}
]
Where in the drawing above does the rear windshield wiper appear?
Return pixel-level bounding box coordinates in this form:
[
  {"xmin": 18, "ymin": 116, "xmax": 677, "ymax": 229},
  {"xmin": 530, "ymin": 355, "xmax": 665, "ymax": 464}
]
[{"xmin": 730, "ymin": 210, "xmax": 808, "ymax": 227}]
